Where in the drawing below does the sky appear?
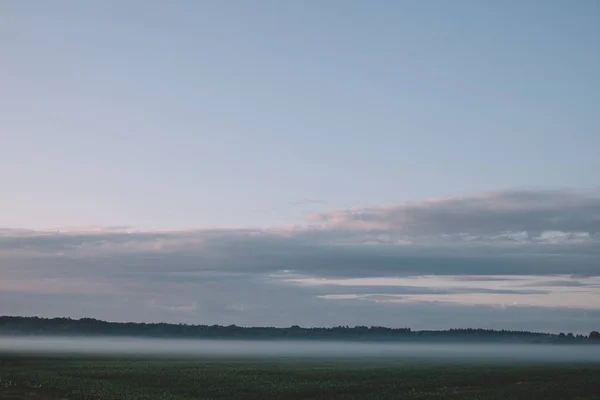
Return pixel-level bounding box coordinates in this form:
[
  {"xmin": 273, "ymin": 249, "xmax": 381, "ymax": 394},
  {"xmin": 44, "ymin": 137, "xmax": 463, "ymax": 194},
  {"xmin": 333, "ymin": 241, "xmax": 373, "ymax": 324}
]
[{"xmin": 1, "ymin": 1, "xmax": 599, "ymax": 333}]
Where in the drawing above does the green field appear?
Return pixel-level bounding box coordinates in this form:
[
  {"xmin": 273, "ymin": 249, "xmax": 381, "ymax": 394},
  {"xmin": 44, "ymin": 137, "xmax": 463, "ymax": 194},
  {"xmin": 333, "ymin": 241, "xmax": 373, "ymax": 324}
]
[{"xmin": 1, "ymin": 355, "xmax": 599, "ymax": 400}]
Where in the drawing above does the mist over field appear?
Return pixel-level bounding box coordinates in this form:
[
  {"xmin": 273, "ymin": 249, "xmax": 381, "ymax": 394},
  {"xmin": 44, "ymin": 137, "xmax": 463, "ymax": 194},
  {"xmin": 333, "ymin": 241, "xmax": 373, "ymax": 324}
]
[{"xmin": 2, "ymin": 337, "xmax": 599, "ymax": 363}]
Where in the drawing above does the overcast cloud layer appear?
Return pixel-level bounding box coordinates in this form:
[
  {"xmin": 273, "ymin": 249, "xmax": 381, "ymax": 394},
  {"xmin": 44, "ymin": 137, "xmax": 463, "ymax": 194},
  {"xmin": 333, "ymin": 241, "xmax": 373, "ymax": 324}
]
[{"xmin": 1, "ymin": 190, "xmax": 599, "ymax": 333}]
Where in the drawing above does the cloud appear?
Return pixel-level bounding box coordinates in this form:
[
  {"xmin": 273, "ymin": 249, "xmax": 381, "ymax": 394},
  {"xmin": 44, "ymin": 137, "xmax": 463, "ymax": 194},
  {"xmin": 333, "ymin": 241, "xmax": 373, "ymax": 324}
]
[
  {"xmin": 2, "ymin": 189, "xmax": 599, "ymax": 252},
  {"xmin": 308, "ymin": 189, "xmax": 600, "ymax": 239},
  {"xmin": 277, "ymin": 274, "xmax": 600, "ymax": 310},
  {"xmin": 1, "ymin": 189, "xmax": 599, "ymax": 331}
]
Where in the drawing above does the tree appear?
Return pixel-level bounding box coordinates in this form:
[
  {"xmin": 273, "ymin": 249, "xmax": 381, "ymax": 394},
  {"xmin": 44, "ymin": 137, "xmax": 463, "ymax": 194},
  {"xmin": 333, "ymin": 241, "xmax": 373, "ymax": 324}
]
[{"xmin": 590, "ymin": 331, "xmax": 600, "ymax": 340}]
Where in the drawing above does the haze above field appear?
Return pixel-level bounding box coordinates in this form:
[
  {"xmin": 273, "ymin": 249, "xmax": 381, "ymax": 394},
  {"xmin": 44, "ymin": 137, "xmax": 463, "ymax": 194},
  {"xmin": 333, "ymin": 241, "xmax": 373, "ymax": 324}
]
[
  {"xmin": 3, "ymin": 337, "xmax": 600, "ymax": 364},
  {"xmin": 1, "ymin": 1, "xmax": 599, "ymax": 332}
]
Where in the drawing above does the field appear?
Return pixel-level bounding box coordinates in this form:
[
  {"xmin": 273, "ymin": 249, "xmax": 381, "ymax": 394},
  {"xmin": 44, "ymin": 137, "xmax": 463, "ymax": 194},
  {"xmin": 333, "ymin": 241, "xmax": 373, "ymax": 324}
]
[{"xmin": 1, "ymin": 355, "xmax": 599, "ymax": 400}]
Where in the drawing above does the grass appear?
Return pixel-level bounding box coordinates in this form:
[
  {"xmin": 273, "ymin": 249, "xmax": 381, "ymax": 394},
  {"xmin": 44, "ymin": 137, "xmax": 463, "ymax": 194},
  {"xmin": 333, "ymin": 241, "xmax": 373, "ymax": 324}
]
[{"xmin": 0, "ymin": 354, "xmax": 599, "ymax": 399}]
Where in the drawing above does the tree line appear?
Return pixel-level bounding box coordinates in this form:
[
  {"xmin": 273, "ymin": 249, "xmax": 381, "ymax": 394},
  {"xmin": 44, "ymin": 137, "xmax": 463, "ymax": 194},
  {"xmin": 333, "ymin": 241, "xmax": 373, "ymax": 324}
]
[{"xmin": 1, "ymin": 316, "xmax": 598, "ymax": 343}]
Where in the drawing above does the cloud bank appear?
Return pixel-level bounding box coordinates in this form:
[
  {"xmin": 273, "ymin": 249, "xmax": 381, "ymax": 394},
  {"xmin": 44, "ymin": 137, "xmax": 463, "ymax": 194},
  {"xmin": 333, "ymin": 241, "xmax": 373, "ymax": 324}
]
[{"xmin": 1, "ymin": 189, "xmax": 599, "ymax": 332}]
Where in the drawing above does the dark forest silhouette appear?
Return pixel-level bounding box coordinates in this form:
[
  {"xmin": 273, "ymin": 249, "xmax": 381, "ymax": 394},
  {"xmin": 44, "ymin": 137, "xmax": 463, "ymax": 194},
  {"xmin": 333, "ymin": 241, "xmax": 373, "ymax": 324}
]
[{"xmin": 1, "ymin": 316, "xmax": 599, "ymax": 344}]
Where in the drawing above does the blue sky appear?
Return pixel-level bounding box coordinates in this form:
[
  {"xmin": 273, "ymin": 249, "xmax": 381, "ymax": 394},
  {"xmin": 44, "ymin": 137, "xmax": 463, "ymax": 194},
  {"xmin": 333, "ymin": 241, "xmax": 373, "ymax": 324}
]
[{"xmin": 1, "ymin": 1, "xmax": 599, "ymax": 332}]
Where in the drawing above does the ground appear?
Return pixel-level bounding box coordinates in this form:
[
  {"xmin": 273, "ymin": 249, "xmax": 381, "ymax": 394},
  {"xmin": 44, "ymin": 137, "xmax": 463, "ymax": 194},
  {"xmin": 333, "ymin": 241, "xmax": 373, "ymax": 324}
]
[{"xmin": 0, "ymin": 355, "xmax": 599, "ymax": 399}]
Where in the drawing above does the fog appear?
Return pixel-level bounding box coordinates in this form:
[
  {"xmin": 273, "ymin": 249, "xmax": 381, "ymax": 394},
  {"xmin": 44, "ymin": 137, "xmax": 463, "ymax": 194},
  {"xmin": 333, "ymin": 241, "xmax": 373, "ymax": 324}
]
[{"xmin": 1, "ymin": 337, "xmax": 599, "ymax": 363}]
